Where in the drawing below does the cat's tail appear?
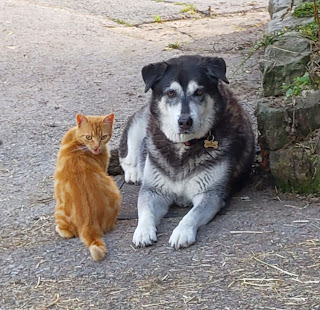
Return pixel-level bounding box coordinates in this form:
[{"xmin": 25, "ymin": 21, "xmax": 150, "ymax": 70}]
[
  {"xmin": 89, "ymin": 240, "xmax": 106, "ymax": 261},
  {"xmin": 80, "ymin": 228, "xmax": 106, "ymax": 261}
]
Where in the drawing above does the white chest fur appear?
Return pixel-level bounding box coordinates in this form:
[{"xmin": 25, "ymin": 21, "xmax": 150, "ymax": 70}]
[{"xmin": 143, "ymin": 155, "xmax": 229, "ymax": 206}]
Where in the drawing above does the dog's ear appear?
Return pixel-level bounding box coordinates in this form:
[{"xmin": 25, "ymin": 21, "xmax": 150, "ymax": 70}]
[
  {"xmin": 142, "ymin": 62, "xmax": 168, "ymax": 93},
  {"xmin": 203, "ymin": 57, "xmax": 229, "ymax": 84}
]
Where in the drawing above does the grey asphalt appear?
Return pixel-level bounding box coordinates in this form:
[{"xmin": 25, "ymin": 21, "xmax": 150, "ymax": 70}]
[{"xmin": 1, "ymin": 1, "xmax": 320, "ymax": 309}]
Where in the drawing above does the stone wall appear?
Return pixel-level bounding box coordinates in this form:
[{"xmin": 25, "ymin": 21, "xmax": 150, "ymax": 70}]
[{"xmin": 257, "ymin": 0, "xmax": 320, "ymax": 194}]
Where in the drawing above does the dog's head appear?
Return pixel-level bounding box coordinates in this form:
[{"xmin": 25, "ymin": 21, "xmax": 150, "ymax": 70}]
[{"xmin": 142, "ymin": 55, "xmax": 229, "ymax": 143}]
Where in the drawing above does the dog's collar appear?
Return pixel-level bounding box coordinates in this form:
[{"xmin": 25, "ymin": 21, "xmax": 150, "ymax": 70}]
[
  {"xmin": 184, "ymin": 137, "xmax": 205, "ymax": 147},
  {"xmin": 184, "ymin": 131, "xmax": 219, "ymax": 149}
]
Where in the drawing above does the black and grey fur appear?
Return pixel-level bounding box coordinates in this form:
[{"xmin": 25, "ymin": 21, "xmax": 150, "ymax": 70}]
[{"xmin": 119, "ymin": 55, "xmax": 255, "ymax": 249}]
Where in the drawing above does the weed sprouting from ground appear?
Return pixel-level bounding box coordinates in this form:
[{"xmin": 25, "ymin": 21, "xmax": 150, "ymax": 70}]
[
  {"xmin": 293, "ymin": 0, "xmax": 320, "ymax": 41},
  {"xmin": 153, "ymin": 15, "xmax": 162, "ymax": 23},
  {"xmin": 293, "ymin": 1, "xmax": 320, "ymax": 18},
  {"xmin": 297, "ymin": 22, "xmax": 318, "ymax": 41},
  {"xmin": 233, "ymin": 32, "xmax": 283, "ymax": 75},
  {"xmin": 175, "ymin": 3, "xmax": 197, "ymax": 14},
  {"xmin": 252, "ymin": 33, "xmax": 281, "ymax": 50},
  {"xmin": 166, "ymin": 41, "xmax": 181, "ymax": 49},
  {"xmin": 281, "ymin": 72, "xmax": 312, "ymax": 97},
  {"xmin": 180, "ymin": 4, "xmax": 197, "ymax": 14},
  {"xmin": 115, "ymin": 19, "xmax": 132, "ymax": 26},
  {"xmin": 235, "ymin": 20, "xmax": 319, "ymax": 76}
]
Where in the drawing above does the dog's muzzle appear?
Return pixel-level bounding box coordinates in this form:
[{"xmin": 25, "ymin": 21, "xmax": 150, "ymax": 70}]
[{"xmin": 178, "ymin": 114, "xmax": 193, "ymax": 131}]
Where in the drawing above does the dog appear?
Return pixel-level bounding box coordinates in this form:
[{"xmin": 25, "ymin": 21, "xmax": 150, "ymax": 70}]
[{"xmin": 119, "ymin": 55, "xmax": 255, "ymax": 249}]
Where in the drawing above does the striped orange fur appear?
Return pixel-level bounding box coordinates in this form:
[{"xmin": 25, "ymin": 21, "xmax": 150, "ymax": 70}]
[{"xmin": 54, "ymin": 114, "xmax": 121, "ymax": 261}]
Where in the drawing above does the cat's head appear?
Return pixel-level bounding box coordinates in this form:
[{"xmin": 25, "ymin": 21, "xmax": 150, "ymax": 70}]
[{"xmin": 76, "ymin": 113, "xmax": 114, "ymax": 155}]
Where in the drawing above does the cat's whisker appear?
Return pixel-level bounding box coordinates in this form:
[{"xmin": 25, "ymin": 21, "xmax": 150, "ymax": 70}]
[{"xmin": 71, "ymin": 146, "xmax": 88, "ymax": 153}]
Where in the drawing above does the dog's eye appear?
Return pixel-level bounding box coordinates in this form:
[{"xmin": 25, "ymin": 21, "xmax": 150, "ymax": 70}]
[
  {"xmin": 167, "ymin": 90, "xmax": 176, "ymax": 98},
  {"xmin": 194, "ymin": 88, "xmax": 203, "ymax": 96},
  {"xmin": 86, "ymin": 135, "xmax": 92, "ymax": 140}
]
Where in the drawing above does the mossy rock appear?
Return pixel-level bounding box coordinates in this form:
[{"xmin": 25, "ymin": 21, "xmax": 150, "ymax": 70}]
[
  {"xmin": 309, "ymin": 52, "xmax": 320, "ymax": 88},
  {"xmin": 268, "ymin": 0, "xmax": 313, "ymax": 19},
  {"xmin": 256, "ymin": 91, "xmax": 320, "ymax": 151},
  {"xmin": 269, "ymin": 129, "xmax": 320, "ymax": 194},
  {"xmin": 256, "ymin": 100, "xmax": 291, "ymax": 151},
  {"xmin": 267, "ymin": 8, "xmax": 314, "ymax": 34},
  {"xmin": 260, "ymin": 33, "xmax": 312, "ymax": 97}
]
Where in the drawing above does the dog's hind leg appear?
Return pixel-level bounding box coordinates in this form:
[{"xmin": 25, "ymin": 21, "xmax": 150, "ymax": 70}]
[
  {"xmin": 169, "ymin": 191, "xmax": 226, "ymax": 249},
  {"xmin": 132, "ymin": 186, "xmax": 172, "ymax": 247}
]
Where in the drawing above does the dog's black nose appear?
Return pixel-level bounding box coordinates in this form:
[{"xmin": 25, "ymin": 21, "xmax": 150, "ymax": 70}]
[{"xmin": 178, "ymin": 115, "xmax": 193, "ymax": 130}]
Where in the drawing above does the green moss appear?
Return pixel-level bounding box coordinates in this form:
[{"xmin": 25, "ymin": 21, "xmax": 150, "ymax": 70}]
[
  {"xmin": 275, "ymin": 177, "xmax": 320, "ymax": 194},
  {"xmin": 272, "ymin": 158, "xmax": 320, "ymax": 194},
  {"xmin": 270, "ymin": 143, "xmax": 320, "ymax": 195}
]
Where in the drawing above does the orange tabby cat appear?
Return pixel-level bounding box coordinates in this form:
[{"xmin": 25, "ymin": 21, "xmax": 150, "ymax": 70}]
[{"xmin": 54, "ymin": 113, "xmax": 121, "ymax": 261}]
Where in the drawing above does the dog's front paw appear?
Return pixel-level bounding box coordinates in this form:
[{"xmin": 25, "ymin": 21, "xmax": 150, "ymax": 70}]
[
  {"xmin": 132, "ymin": 223, "xmax": 157, "ymax": 247},
  {"xmin": 121, "ymin": 162, "xmax": 140, "ymax": 184},
  {"xmin": 169, "ymin": 224, "xmax": 196, "ymax": 249}
]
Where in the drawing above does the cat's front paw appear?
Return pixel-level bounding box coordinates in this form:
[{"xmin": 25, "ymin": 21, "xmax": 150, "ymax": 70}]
[
  {"xmin": 132, "ymin": 223, "xmax": 157, "ymax": 247},
  {"xmin": 55, "ymin": 225, "xmax": 74, "ymax": 239},
  {"xmin": 169, "ymin": 224, "xmax": 196, "ymax": 249}
]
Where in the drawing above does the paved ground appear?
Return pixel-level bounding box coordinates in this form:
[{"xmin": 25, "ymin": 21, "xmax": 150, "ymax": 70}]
[{"xmin": 1, "ymin": 0, "xmax": 319, "ymax": 309}]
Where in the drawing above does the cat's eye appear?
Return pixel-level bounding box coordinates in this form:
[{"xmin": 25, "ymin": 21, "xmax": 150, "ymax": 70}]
[
  {"xmin": 194, "ymin": 88, "xmax": 203, "ymax": 96},
  {"xmin": 101, "ymin": 135, "xmax": 109, "ymax": 140},
  {"xmin": 86, "ymin": 135, "xmax": 92, "ymax": 140},
  {"xmin": 167, "ymin": 90, "xmax": 176, "ymax": 98}
]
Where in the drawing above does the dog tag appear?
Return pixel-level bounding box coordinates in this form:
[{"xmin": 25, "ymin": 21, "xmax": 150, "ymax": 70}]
[{"xmin": 204, "ymin": 139, "xmax": 218, "ymax": 149}]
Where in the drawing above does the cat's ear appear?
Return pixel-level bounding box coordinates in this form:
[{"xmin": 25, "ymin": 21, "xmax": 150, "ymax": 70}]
[
  {"xmin": 103, "ymin": 113, "xmax": 114, "ymax": 124},
  {"xmin": 76, "ymin": 114, "xmax": 88, "ymax": 127}
]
